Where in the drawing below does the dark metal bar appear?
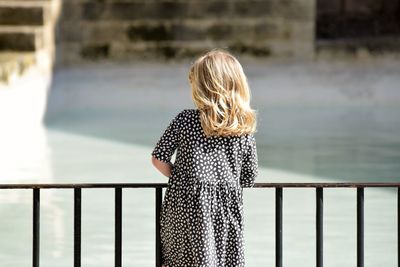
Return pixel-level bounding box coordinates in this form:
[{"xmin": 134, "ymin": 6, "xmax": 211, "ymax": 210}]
[
  {"xmin": 1, "ymin": 182, "xmax": 400, "ymax": 189},
  {"xmin": 33, "ymin": 189, "xmax": 40, "ymax": 267},
  {"xmin": 276, "ymin": 187, "xmax": 283, "ymax": 267},
  {"xmin": 74, "ymin": 188, "xmax": 81, "ymax": 267},
  {"xmin": 0, "ymin": 182, "xmax": 398, "ymax": 267},
  {"xmin": 155, "ymin": 188, "xmax": 163, "ymax": 267},
  {"xmin": 357, "ymin": 187, "xmax": 364, "ymax": 267},
  {"xmin": 340, "ymin": 0, "xmax": 346, "ymax": 14},
  {"xmin": 0, "ymin": 183, "xmax": 169, "ymax": 189},
  {"xmin": 115, "ymin": 188, "xmax": 122, "ymax": 267},
  {"xmin": 316, "ymin": 187, "xmax": 323, "ymax": 267}
]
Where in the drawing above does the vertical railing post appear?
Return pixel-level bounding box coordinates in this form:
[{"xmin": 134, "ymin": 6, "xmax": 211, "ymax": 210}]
[
  {"xmin": 33, "ymin": 188, "xmax": 40, "ymax": 267},
  {"xmin": 115, "ymin": 188, "xmax": 122, "ymax": 267},
  {"xmin": 316, "ymin": 187, "xmax": 323, "ymax": 267},
  {"xmin": 155, "ymin": 187, "xmax": 163, "ymax": 267},
  {"xmin": 276, "ymin": 187, "xmax": 283, "ymax": 267},
  {"xmin": 340, "ymin": 0, "xmax": 346, "ymax": 14},
  {"xmin": 357, "ymin": 187, "xmax": 364, "ymax": 267},
  {"xmin": 398, "ymin": 187, "xmax": 399, "ymax": 267},
  {"xmin": 74, "ymin": 188, "xmax": 82, "ymax": 267}
]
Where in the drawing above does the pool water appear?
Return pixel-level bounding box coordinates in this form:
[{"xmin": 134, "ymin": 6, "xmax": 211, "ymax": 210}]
[{"xmin": 0, "ymin": 61, "xmax": 399, "ymax": 266}]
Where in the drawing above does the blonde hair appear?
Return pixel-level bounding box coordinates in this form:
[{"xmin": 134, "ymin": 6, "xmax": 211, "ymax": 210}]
[{"xmin": 189, "ymin": 48, "xmax": 257, "ymax": 137}]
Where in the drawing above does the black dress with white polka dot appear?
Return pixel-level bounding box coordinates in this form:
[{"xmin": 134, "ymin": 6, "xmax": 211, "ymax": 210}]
[{"xmin": 151, "ymin": 108, "xmax": 258, "ymax": 267}]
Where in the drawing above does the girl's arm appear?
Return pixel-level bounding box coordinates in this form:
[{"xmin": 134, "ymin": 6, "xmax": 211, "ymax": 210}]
[
  {"xmin": 151, "ymin": 110, "xmax": 186, "ymax": 179},
  {"xmin": 151, "ymin": 156, "xmax": 173, "ymax": 178}
]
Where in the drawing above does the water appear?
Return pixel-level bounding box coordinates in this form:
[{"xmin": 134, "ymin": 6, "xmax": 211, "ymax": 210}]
[{"xmin": 0, "ymin": 60, "xmax": 399, "ymax": 266}]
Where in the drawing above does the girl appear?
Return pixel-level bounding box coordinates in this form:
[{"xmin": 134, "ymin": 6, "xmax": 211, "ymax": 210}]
[{"xmin": 151, "ymin": 48, "xmax": 258, "ymax": 267}]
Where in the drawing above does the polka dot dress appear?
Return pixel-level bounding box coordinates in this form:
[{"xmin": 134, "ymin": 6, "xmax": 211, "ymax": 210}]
[{"xmin": 151, "ymin": 109, "xmax": 258, "ymax": 267}]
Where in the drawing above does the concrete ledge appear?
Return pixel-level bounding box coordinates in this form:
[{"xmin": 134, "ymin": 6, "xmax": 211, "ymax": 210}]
[
  {"xmin": 316, "ymin": 36, "xmax": 400, "ymax": 53},
  {"xmin": 0, "ymin": 52, "xmax": 36, "ymax": 84}
]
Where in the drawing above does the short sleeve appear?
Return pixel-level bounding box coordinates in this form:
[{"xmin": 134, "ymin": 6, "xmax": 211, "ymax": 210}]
[
  {"xmin": 151, "ymin": 110, "xmax": 184, "ymax": 164},
  {"xmin": 240, "ymin": 134, "xmax": 259, "ymax": 188}
]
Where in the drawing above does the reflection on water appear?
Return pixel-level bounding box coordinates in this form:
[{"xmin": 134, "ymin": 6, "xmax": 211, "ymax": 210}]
[
  {"xmin": 44, "ymin": 106, "xmax": 400, "ymax": 182},
  {"xmin": 0, "ymin": 125, "xmax": 53, "ymax": 183},
  {"xmin": 0, "ymin": 62, "xmax": 399, "ymax": 266}
]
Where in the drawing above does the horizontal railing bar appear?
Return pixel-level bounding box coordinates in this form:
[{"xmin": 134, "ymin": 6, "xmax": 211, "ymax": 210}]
[
  {"xmin": 252, "ymin": 183, "xmax": 400, "ymax": 188},
  {"xmin": 0, "ymin": 183, "xmax": 169, "ymax": 189},
  {"xmin": 0, "ymin": 182, "xmax": 399, "ymax": 189}
]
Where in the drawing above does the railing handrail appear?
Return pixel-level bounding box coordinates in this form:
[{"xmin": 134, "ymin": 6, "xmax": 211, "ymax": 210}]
[
  {"xmin": 0, "ymin": 182, "xmax": 399, "ymax": 189},
  {"xmin": 0, "ymin": 182, "xmax": 398, "ymax": 267},
  {"xmin": 0, "ymin": 182, "xmax": 400, "ymax": 189}
]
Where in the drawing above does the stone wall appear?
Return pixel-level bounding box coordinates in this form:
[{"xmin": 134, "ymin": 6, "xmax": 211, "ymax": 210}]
[
  {"xmin": 0, "ymin": 0, "xmax": 61, "ymax": 83},
  {"xmin": 56, "ymin": 0, "xmax": 315, "ymax": 63},
  {"xmin": 317, "ymin": 0, "xmax": 400, "ymax": 39}
]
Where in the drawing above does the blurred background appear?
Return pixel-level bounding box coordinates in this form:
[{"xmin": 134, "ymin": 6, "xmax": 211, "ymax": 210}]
[{"xmin": 0, "ymin": 0, "xmax": 399, "ymax": 266}]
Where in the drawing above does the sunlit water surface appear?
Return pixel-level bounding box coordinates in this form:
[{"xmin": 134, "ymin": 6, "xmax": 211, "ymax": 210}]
[{"xmin": 0, "ymin": 61, "xmax": 399, "ymax": 267}]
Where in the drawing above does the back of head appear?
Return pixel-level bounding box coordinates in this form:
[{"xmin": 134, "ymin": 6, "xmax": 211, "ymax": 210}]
[{"xmin": 189, "ymin": 48, "xmax": 257, "ymax": 137}]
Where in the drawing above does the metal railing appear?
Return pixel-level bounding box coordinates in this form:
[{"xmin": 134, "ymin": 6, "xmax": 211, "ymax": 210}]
[{"xmin": 0, "ymin": 182, "xmax": 399, "ymax": 267}]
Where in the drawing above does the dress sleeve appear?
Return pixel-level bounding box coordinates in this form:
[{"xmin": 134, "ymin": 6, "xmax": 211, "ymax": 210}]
[
  {"xmin": 240, "ymin": 134, "xmax": 259, "ymax": 188},
  {"xmin": 151, "ymin": 110, "xmax": 184, "ymax": 164}
]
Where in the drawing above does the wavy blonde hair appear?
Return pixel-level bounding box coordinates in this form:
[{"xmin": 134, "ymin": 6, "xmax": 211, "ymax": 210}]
[{"xmin": 188, "ymin": 48, "xmax": 257, "ymax": 137}]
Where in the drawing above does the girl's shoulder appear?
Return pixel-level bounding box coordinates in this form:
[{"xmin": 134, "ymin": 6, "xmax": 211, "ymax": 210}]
[
  {"xmin": 176, "ymin": 108, "xmax": 199, "ymax": 118},
  {"xmin": 183, "ymin": 108, "xmax": 199, "ymax": 114},
  {"xmin": 172, "ymin": 108, "xmax": 199, "ymax": 124}
]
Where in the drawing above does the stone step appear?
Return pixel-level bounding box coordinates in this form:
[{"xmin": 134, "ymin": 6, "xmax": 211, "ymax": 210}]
[
  {"xmin": 0, "ymin": 27, "xmax": 44, "ymax": 51},
  {"xmin": 0, "ymin": 0, "xmax": 52, "ymax": 26},
  {"xmin": 73, "ymin": 40, "xmax": 271, "ymax": 61},
  {"xmin": 0, "ymin": 6, "xmax": 45, "ymax": 26},
  {"xmin": 0, "ymin": 52, "xmax": 36, "ymax": 84},
  {"xmin": 316, "ymin": 36, "xmax": 400, "ymax": 56},
  {"xmin": 0, "ymin": 0, "xmax": 51, "ymax": 4}
]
